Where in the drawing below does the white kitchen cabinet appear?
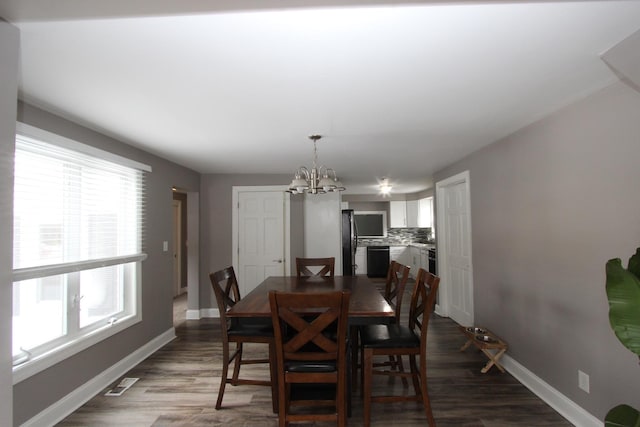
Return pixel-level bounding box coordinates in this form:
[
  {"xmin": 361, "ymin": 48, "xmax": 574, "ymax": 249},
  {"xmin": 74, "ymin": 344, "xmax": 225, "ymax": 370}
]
[
  {"xmin": 418, "ymin": 197, "xmax": 433, "ymax": 228},
  {"xmin": 420, "ymin": 248, "xmax": 429, "ymax": 271},
  {"xmin": 409, "ymin": 246, "xmax": 420, "ymax": 277},
  {"xmin": 407, "ymin": 200, "xmax": 419, "ymax": 227},
  {"xmin": 390, "ymin": 198, "xmax": 433, "ymax": 229},
  {"xmin": 389, "ymin": 246, "xmax": 408, "ymax": 266},
  {"xmin": 355, "ymin": 246, "xmax": 367, "ymax": 275},
  {"xmin": 389, "ymin": 200, "xmax": 407, "ymax": 228}
]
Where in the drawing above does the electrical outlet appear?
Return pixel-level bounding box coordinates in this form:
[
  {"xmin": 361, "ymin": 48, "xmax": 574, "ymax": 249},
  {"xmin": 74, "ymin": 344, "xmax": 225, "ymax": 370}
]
[
  {"xmin": 578, "ymin": 370, "xmax": 590, "ymax": 393},
  {"xmin": 163, "ymin": 241, "xmax": 168, "ymax": 252}
]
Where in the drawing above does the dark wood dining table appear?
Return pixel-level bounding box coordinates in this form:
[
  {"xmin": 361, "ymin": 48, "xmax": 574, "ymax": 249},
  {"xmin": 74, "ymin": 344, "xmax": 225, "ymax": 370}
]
[
  {"xmin": 227, "ymin": 274, "xmax": 395, "ymax": 325},
  {"xmin": 227, "ymin": 274, "xmax": 394, "ymax": 415}
]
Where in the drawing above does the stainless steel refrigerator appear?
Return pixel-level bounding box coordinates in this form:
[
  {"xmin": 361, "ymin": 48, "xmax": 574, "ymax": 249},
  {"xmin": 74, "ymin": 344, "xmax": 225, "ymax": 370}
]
[{"xmin": 341, "ymin": 209, "xmax": 358, "ymax": 275}]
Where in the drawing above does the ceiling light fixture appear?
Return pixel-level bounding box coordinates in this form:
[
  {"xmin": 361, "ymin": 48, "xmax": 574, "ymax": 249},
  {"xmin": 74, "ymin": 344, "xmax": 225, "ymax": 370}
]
[
  {"xmin": 379, "ymin": 178, "xmax": 393, "ymax": 195},
  {"xmin": 287, "ymin": 135, "xmax": 345, "ymax": 195}
]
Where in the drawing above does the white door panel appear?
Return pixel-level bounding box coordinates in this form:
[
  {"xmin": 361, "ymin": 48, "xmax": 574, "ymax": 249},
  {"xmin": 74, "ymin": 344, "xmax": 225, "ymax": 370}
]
[
  {"xmin": 237, "ymin": 190, "xmax": 286, "ymax": 296},
  {"xmin": 436, "ymin": 171, "xmax": 473, "ymax": 326}
]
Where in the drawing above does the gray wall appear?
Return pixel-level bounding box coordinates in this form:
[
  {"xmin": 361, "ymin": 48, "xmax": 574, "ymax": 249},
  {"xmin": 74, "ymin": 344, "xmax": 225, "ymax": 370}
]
[
  {"xmin": 433, "ymin": 80, "xmax": 640, "ymax": 420},
  {"xmin": 199, "ymin": 174, "xmax": 297, "ymax": 308},
  {"xmin": 0, "ymin": 18, "xmax": 19, "ymax": 427},
  {"xmin": 13, "ymin": 103, "xmax": 200, "ymax": 425}
]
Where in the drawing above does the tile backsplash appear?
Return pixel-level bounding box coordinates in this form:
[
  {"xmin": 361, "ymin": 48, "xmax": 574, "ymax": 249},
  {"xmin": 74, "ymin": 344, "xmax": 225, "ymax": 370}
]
[{"xmin": 359, "ymin": 227, "xmax": 432, "ymax": 246}]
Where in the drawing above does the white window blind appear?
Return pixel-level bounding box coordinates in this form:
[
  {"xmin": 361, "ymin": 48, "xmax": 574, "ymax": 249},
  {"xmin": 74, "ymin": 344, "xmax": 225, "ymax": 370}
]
[{"xmin": 12, "ymin": 124, "xmax": 149, "ymax": 380}]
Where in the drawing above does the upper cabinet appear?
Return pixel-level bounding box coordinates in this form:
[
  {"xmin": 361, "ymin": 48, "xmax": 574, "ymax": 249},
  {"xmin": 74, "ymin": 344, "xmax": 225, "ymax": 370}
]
[
  {"xmin": 407, "ymin": 200, "xmax": 419, "ymax": 227},
  {"xmin": 389, "ymin": 198, "xmax": 433, "ymax": 228},
  {"xmin": 418, "ymin": 197, "xmax": 433, "ymax": 228},
  {"xmin": 389, "ymin": 200, "xmax": 407, "ymax": 228}
]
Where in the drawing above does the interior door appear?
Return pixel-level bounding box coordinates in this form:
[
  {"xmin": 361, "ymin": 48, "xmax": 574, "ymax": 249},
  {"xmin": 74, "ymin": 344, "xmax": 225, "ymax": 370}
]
[
  {"xmin": 436, "ymin": 171, "xmax": 473, "ymax": 326},
  {"xmin": 237, "ymin": 190, "xmax": 286, "ymax": 296}
]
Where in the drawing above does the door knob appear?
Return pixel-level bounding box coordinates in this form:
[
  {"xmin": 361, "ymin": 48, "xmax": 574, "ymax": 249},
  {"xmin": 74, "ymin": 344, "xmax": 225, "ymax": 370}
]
[{"xmin": 273, "ymin": 259, "xmax": 283, "ymax": 263}]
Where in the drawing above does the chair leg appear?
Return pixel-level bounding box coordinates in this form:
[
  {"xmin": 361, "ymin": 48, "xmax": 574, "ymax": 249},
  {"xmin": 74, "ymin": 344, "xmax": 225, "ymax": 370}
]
[
  {"xmin": 338, "ymin": 367, "xmax": 347, "ymax": 427},
  {"xmin": 215, "ymin": 340, "xmax": 230, "ymax": 410},
  {"xmin": 350, "ymin": 326, "xmax": 359, "ymax": 392},
  {"xmin": 231, "ymin": 342, "xmax": 243, "ymax": 385},
  {"xmin": 268, "ymin": 342, "xmax": 278, "ymax": 414},
  {"xmin": 360, "ymin": 342, "xmax": 365, "ymax": 396},
  {"xmin": 278, "ymin": 382, "xmax": 290, "ymax": 427},
  {"xmin": 363, "ymin": 348, "xmax": 373, "ymax": 427},
  {"xmin": 418, "ymin": 354, "xmax": 436, "ymax": 427},
  {"xmin": 409, "ymin": 354, "xmax": 421, "ymax": 397},
  {"xmin": 396, "ymin": 355, "xmax": 409, "ymax": 388}
]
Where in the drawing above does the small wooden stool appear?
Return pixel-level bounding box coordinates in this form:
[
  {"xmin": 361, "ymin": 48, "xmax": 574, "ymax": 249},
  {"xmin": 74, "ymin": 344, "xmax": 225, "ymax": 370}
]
[{"xmin": 459, "ymin": 326, "xmax": 508, "ymax": 373}]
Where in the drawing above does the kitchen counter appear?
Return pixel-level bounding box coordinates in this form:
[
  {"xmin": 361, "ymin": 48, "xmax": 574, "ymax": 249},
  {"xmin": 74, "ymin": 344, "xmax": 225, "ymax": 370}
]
[
  {"xmin": 408, "ymin": 242, "xmax": 436, "ymax": 250},
  {"xmin": 358, "ymin": 240, "xmax": 435, "ymax": 249}
]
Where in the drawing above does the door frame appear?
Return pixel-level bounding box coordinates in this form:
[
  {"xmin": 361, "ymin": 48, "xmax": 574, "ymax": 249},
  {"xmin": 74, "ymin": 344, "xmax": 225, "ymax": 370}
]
[
  {"xmin": 435, "ymin": 170, "xmax": 473, "ymax": 322},
  {"xmin": 232, "ymin": 185, "xmax": 291, "ymax": 287},
  {"xmin": 172, "ymin": 198, "xmax": 183, "ymax": 297}
]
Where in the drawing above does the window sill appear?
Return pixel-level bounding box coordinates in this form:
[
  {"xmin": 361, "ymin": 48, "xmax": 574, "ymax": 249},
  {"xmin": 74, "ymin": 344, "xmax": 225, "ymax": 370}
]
[{"xmin": 13, "ymin": 313, "xmax": 141, "ymax": 384}]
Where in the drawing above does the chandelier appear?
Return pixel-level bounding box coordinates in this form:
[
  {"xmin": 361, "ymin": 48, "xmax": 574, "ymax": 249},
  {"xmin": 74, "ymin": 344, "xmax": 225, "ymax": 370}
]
[{"xmin": 287, "ymin": 135, "xmax": 346, "ymax": 194}]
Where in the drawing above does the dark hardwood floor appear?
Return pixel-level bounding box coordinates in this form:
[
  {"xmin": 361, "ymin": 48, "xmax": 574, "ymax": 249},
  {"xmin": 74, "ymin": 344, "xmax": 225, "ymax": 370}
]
[{"xmin": 58, "ymin": 284, "xmax": 571, "ymax": 426}]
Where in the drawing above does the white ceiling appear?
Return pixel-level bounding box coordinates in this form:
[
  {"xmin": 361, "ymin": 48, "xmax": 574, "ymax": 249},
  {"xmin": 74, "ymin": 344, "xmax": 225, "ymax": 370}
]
[{"xmin": 3, "ymin": 1, "xmax": 640, "ymax": 194}]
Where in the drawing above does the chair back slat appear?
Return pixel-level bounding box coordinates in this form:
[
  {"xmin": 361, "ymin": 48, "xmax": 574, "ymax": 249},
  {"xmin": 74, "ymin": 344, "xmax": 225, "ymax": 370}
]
[
  {"xmin": 383, "ymin": 260, "xmax": 411, "ymax": 321},
  {"xmin": 410, "ymin": 268, "xmax": 440, "ymax": 344},
  {"xmin": 296, "ymin": 257, "xmax": 335, "ymax": 277},
  {"xmin": 210, "ymin": 267, "xmax": 242, "ymax": 331},
  {"xmin": 271, "ymin": 291, "xmax": 348, "ymax": 361}
]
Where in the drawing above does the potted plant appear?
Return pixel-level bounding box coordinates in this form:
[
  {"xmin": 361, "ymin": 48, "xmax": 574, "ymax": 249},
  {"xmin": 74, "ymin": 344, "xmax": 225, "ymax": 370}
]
[{"xmin": 605, "ymin": 248, "xmax": 640, "ymax": 426}]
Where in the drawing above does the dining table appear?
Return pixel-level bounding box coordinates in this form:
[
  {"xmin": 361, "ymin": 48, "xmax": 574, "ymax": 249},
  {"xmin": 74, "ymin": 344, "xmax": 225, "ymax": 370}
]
[
  {"xmin": 227, "ymin": 274, "xmax": 395, "ymax": 325},
  {"xmin": 227, "ymin": 274, "xmax": 395, "ymax": 415}
]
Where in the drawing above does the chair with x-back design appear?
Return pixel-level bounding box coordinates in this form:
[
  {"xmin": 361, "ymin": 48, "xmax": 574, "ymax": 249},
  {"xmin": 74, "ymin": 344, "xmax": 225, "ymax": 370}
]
[
  {"xmin": 352, "ymin": 260, "xmax": 411, "ymax": 390},
  {"xmin": 296, "ymin": 257, "xmax": 335, "ymax": 277},
  {"xmin": 269, "ymin": 290, "xmax": 351, "ymax": 427},
  {"xmin": 361, "ymin": 268, "xmax": 440, "ymax": 427},
  {"xmin": 210, "ymin": 266, "xmax": 277, "ymax": 412}
]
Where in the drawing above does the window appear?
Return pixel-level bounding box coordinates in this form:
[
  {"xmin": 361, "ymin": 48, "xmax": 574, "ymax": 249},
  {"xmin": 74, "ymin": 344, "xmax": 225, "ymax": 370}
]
[{"xmin": 12, "ymin": 123, "xmax": 150, "ymax": 382}]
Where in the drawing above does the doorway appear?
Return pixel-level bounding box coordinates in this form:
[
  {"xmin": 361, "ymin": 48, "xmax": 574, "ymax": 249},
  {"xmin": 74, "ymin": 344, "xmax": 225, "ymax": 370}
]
[
  {"xmin": 172, "ymin": 190, "xmax": 188, "ymax": 325},
  {"xmin": 435, "ymin": 170, "xmax": 474, "ymax": 326}
]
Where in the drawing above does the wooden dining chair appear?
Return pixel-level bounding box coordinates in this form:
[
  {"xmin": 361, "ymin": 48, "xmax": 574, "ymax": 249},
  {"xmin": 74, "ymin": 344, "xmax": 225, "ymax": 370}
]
[
  {"xmin": 296, "ymin": 257, "xmax": 335, "ymax": 277},
  {"xmin": 209, "ymin": 266, "xmax": 277, "ymax": 412},
  {"xmin": 360, "ymin": 268, "xmax": 440, "ymax": 427},
  {"xmin": 380, "ymin": 260, "xmax": 411, "ymax": 376},
  {"xmin": 352, "ymin": 260, "xmax": 411, "ymax": 390},
  {"xmin": 269, "ymin": 290, "xmax": 351, "ymax": 427}
]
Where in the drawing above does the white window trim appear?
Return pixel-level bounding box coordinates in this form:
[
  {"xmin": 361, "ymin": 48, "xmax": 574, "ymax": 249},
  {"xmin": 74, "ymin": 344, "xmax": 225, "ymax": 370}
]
[
  {"xmin": 13, "ymin": 254, "xmax": 147, "ymax": 282},
  {"xmin": 12, "ymin": 123, "xmax": 150, "ymax": 384},
  {"xmin": 12, "ymin": 269, "xmax": 143, "ymax": 384},
  {"xmin": 16, "ymin": 122, "xmax": 152, "ymax": 173}
]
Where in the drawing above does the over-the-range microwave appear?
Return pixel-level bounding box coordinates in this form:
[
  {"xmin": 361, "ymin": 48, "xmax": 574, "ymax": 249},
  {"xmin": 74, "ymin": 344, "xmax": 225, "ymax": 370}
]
[{"xmin": 354, "ymin": 211, "xmax": 387, "ymax": 238}]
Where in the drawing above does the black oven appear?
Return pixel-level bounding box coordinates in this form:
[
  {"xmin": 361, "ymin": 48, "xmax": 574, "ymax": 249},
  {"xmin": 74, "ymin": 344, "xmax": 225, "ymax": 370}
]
[
  {"xmin": 428, "ymin": 249, "xmax": 436, "ymax": 275},
  {"xmin": 367, "ymin": 246, "xmax": 390, "ymax": 278}
]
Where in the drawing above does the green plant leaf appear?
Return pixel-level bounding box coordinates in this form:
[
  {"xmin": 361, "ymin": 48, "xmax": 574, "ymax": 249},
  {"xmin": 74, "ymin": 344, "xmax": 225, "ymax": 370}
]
[
  {"xmin": 628, "ymin": 248, "xmax": 640, "ymax": 280},
  {"xmin": 606, "ymin": 404, "xmax": 640, "ymax": 427},
  {"xmin": 606, "ymin": 256, "xmax": 640, "ymax": 356}
]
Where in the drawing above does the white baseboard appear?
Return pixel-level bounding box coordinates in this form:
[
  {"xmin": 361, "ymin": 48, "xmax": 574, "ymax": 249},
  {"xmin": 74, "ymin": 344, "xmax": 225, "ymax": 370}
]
[
  {"xmin": 502, "ymin": 354, "xmax": 601, "ymax": 427},
  {"xmin": 200, "ymin": 308, "xmax": 219, "ymax": 318},
  {"xmin": 186, "ymin": 308, "xmax": 220, "ymax": 319},
  {"xmin": 21, "ymin": 328, "xmax": 176, "ymax": 427},
  {"xmin": 186, "ymin": 309, "xmax": 201, "ymax": 320}
]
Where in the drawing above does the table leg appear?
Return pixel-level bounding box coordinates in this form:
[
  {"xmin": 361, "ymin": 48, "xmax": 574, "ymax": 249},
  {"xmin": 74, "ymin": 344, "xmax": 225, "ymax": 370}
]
[{"xmin": 350, "ymin": 326, "xmax": 359, "ymax": 394}]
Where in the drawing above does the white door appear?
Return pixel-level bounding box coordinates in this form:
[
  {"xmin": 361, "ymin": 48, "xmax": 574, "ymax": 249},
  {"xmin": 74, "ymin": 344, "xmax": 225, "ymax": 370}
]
[
  {"xmin": 235, "ymin": 188, "xmax": 288, "ymax": 296},
  {"xmin": 436, "ymin": 171, "xmax": 473, "ymax": 326}
]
